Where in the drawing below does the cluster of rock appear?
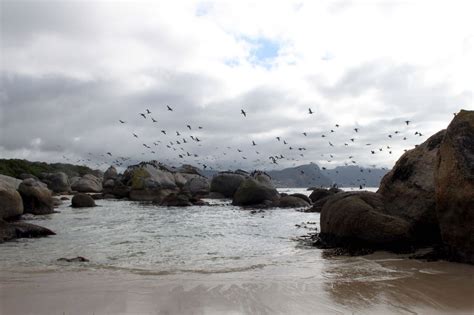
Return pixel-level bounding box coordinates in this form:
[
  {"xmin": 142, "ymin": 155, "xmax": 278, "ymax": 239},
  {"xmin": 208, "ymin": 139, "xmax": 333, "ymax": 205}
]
[
  {"xmin": 209, "ymin": 170, "xmax": 312, "ymax": 208},
  {"xmin": 100, "ymin": 161, "xmax": 211, "ymax": 206},
  {"xmin": 314, "ymin": 110, "xmax": 474, "ymax": 264},
  {"xmin": 0, "ymin": 169, "xmax": 104, "ymax": 242},
  {"xmin": 0, "ymin": 176, "xmax": 55, "ymax": 243}
]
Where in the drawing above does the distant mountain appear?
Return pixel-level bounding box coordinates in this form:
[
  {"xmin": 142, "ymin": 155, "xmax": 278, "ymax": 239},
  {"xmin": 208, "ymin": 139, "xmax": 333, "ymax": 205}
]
[
  {"xmin": 323, "ymin": 165, "xmax": 389, "ymax": 187},
  {"xmin": 267, "ymin": 163, "xmax": 332, "ymax": 188},
  {"xmin": 199, "ymin": 163, "xmax": 389, "ymax": 188},
  {"xmin": 0, "ymin": 159, "xmax": 102, "ymax": 179}
]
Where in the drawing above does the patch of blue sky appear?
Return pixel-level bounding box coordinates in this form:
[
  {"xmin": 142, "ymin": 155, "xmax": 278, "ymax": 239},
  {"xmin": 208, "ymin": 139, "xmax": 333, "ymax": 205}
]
[{"xmin": 244, "ymin": 37, "xmax": 281, "ymax": 69}]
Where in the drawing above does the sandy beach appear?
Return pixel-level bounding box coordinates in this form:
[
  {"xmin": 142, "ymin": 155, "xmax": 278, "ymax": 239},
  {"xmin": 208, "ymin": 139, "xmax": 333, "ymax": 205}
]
[{"xmin": 2, "ymin": 252, "xmax": 474, "ymax": 315}]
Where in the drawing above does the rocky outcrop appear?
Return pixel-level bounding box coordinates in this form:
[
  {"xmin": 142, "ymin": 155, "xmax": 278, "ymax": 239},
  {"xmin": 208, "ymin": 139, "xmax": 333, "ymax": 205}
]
[
  {"xmin": 316, "ymin": 110, "xmax": 474, "ymax": 263},
  {"xmin": 0, "ymin": 178, "xmax": 23, "ymax": 219},
  {"xmin": 435, "ymin": 110, "xmax": 474, "ymax": 263},
  {"xmin": 71, "ymin": 174, "xmax": 102, "ymax": 193},
  {"xmin": 71, "ymin": 193, "xmax": 96, "ymax": 208},
  {"xmin": 210, "ymin": 172, "xmax": 247, "ymax": 198},
  {"xmin": 122, "ymin": 162, "xmax": 178, "ymax": 201},
  {"xmin": 183, "ymin": 177, "xmax": 210, "ymax": 196},
  {"xmin": 278, "ymin": 195, "xmax": 310, "ymax": 208},
  {"xmin": 39, "ymin": 172, "xmax": 71, "ymax": 193},
  {"xmin": 378, "ymin": 130, "xmax": 445, "ymax": 244},
  {"xmin": 232, "ymin": 175, "xmax": 280, "ymax": 206},
  {"xmin": 18, "ymin": 178, "xmax": 54, "ymax": 215},
  {"xmin": 0, "ymin": 174, "xmax": 22, "ymax": 190},
  {"xmin": 306, "ymin": 188, "xmax": 342, "ymax": 212},
  {"xmin": 103, "ymin": 166, "xmax": 118, "ymax": 181},
  {"xmin": 0, "ymin": 219, "xmax": 55, "ymax": 243},
  {"xmin": 320, "ymin": 192, "xmax": 412, "ymax": 249}
]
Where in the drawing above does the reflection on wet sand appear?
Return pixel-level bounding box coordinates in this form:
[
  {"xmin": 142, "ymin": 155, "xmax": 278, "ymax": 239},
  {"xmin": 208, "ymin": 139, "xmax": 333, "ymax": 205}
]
[
  {"xmin": 322, "ymin": 252, "xmax": 474, "ymax": 314},
  {"xmin": 1, "ymin": 252, "xmax": 473, "ymax": 315}
]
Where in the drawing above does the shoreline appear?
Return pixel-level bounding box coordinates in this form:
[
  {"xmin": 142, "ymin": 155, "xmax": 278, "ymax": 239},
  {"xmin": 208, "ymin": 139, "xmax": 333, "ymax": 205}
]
[{"xmin": 1, "ymin": 252, "xmax": 474, "ymax": 315}]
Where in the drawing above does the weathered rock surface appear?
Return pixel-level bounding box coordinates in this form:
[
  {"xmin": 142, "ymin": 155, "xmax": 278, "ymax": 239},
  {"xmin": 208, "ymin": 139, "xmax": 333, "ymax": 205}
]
[
  {"xmin": 183, "ymin": 176, "xmax": 210, "ymax": 196},
  {"xmin": 18, "ymin": 178, "xmax": 54, "ymax": 215},
  {"xmin": 435, "ymin": 110, "xmax": 474, "ymax": 263},
  {"xmin": 0, "ymin": 219, "xmax": 55, "ymax": 243},
  {"xmin": 289, "ymin": 193, "xmax": 312, "ymax": 205},
  {"xmin": 71, "ymin": 193, "xmax": 96, "ymax": 208},
  {"xmin": 123, "ymin": 162, "xmax": 178, "ymax": 201},
  {"xmin": 309, "ymin": 188, "xmax": 338, "ymax": 203},
  {"xmin": 210, "ymin": 172, "xmax": 247, "ymax": 198},
  {"xmin": 71, "ymin": 174, "xmax": 102, "ymax": 193},
  {"xmin": 0, "ymin": 174, "xmax": 23, "ymax": 189},
  {"xmin": 39, "ymin": 172, "xmax": 71, "ymax": 193},
  {"xmin": 157, "ymin": 192, "xmax": 193, "ymax": 207},
  {"xmin": 57, "ymin": 256, "xmax": 89, "ymax": 262},
  {"xmin": 305, "ymin": 188, "xmax": 341, "ymax": 212},
  {"xmin": 103, "ymin": 166, "xmax": 118, "ymax": 181},
  {"xmin": 278, "ymin": 195, "xmax": 310, "ymax": 208},
  {"xmin": 320, "ymin": 192, "xmax": 412, "ymax": 249},
  {"xmin": 378, "ymin": 130, "xmax": 445, "ymax": 244},
  {"xmin": 0, "ymin": 178, "xmax": 23, "ymax": 219},
  {"xmin": 232, "ymin": 177, "xmax": 280, "ymax": 206}
]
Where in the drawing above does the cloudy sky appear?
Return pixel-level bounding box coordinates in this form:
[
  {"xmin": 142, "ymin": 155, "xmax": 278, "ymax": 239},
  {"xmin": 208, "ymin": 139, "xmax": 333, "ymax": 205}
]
[{"xmin": 1, "ymin": 0, "xmax": 472, "ymax": 171}]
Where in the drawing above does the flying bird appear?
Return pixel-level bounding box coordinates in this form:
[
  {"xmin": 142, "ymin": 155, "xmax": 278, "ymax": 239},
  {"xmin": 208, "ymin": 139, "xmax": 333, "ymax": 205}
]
[
  {"xmin": 241, "ymin": 109, "xmax": 247, "ymax": 117},
  {"xmin": 119, "ymin": 120, "xmax": 126, "ymax": 124},
  {"xmin": 308, "ymin": 108, "xmax": 314, "ymax": 114},
  {"xmin": 146, "ymin": 109, "xmax": 151, "ymax": 114},
  {"xmin": 140, "ymin": 113, "xmax": 146, "ymax": 119},
  {"xmin": 167, "ymin": 105, "xmax": 173, "ymax": 111}
]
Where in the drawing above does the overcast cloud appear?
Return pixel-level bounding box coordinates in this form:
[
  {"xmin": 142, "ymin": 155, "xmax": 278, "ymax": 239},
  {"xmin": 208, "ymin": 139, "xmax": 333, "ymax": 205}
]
[{"xmin": 1, "ymin": 0, "xmax": 473, "ymax": 171}]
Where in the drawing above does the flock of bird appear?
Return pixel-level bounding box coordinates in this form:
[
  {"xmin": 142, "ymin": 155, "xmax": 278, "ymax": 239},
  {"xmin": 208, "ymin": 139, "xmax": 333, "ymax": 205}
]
[{"xmin": 58, "ymin": 104, "xmax": 431, "ymax": 187}]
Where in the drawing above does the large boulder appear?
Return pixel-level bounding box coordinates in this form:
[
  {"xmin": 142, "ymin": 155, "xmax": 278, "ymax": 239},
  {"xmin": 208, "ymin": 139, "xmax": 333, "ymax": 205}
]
[
  {"xmin": 320, "ymin": 192, "xmax": 412, "ymax": 249},
  {"xmin": 156, "ymin": 192, "xmax": 193, "ymax": 207},
  {"xmin": 0, "ymin": 174, "xmax": 22, "ymax": 190},
  {"xmin": 71, "ymin": 193, "xmax": 96, "ymax": 208},
  {"xmin": 210, "ymin": 172, "xmax": 247, "ymax": 198},
  {"xmin": 305, "ymin": 188, "xmax": 342, "ymax": 212},
  {"xmin": 39, "ymin": 172, "xmax": 71, "ymax": 193},
  {"xmin": 378, "ymin": 130, "xmax": 445, "ymax": 244},
  {"xmin": 435, "ymin": 110, "xmax": 474, "ymax": 263},
  {"xmin": 309, "ymin": 188, "xmax": 337, "ymax": 203},
  {"xmin": 277, "ymin": 195, "xmax": 310, "ymax": 208},
  {"xmin": 0, "ymin": 178, "xmax": 23, "ymax": 219},
  {"xmin": 0, "ymin": 219, "xmax": 55, "ymax": 243},
  {"xmin": 183, "ymin": 176, "xmax": 210, "ymax": 196},
  {"xmin": 103, "ymin": 166, "xmax": 118, "ymax": 181},
  {"xmin": 123, "ymin": 162, "xmax": 178, "ymax": 201},
  {"xmin": 71, "ymin": 174, "xmax": 102, "ymax": 193},
  {"xmin": 232, "ymin": 178, "xmax": 280, "ymax": 206},
  {"xmin": 18, "ymin": 178, "xmax": 54, "ymax": 215}
]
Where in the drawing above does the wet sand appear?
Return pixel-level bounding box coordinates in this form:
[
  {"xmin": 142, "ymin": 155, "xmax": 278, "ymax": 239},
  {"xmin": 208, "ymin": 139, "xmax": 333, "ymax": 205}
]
[{"xmin": 1, "ymin": 252, "xmax": 473, "ymax": 315}]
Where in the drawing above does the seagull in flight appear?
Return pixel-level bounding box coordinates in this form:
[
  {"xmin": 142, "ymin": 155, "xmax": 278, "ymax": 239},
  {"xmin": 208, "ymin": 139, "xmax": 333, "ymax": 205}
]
[
  {"xmin": 241, "ymin": 109, "xmax": 247, "ymax": 117},
  {"xmin": 167, "ymin": 105, "xmax": 173, "ymax": 111},
  {"xmin": 119, "ymin": 120, "xmax": 126, "ymax": 124},
  {"xmin": 146, "ymin": 109, "xmax": 151, "ymax": 114},
  {"xmin": 140, "ymin": 113, "xmax": 146, "ymax": 119},
  {"xmin": 308, "ymin": 108, "xmax": 314, "ymax": 114}
]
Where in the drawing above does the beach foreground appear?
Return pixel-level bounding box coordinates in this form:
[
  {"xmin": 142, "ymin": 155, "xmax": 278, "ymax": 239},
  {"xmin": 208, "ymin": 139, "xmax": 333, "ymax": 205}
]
[{"xmin": 1, "ymin": 252, "xmax": 474, "ymax": 315}]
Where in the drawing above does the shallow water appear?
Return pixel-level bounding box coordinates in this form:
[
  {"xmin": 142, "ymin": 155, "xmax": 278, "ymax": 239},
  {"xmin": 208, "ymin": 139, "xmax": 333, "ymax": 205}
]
[{"xmin": 1, "ymin": 188, "xmax": 473, "ymax": 314}]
